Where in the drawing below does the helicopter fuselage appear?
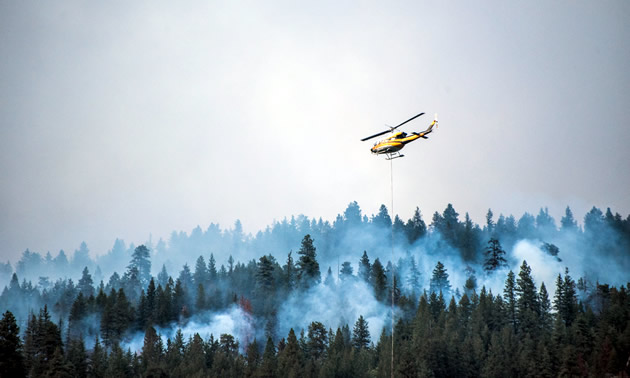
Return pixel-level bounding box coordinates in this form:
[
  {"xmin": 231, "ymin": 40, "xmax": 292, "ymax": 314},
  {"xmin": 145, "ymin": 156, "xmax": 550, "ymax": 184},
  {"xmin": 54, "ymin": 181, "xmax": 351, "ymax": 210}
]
[{"xmin": 370, "ymin": 132, "xmax": 421, "ymax": 155}]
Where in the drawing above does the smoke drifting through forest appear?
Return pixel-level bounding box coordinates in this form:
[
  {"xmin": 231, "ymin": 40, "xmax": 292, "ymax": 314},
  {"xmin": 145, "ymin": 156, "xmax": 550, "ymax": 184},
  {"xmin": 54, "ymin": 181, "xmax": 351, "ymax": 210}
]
[{"xmin": 1, "ymin": 202, "xmax": 629, "ymax": 349}]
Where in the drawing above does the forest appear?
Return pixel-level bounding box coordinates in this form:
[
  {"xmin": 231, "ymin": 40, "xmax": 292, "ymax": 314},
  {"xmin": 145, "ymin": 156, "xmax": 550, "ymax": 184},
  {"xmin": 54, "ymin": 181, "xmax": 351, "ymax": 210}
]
[{"xmin": 0, "ymin": 202, "xmax": 629, "ymax": 377}]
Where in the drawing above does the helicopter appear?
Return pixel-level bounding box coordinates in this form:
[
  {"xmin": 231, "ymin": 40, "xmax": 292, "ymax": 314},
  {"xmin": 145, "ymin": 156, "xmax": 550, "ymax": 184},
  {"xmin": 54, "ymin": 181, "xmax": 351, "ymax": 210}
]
[{"xmin": 361, "ymin": 112, "xmax": 438, "ymax": 160}]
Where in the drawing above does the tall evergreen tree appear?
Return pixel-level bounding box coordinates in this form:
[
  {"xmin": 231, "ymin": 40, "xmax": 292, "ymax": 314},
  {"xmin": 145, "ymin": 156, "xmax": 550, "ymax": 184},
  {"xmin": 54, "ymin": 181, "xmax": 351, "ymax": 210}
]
[
  {"xmin": 503, "ymin": 271, "xmax": 517, "ymax": 329},
  {"xmin": 483, "ymin": 238, "xmax": 507, "ymax": 273},
  {"xmin": 406, "ymin": 207, "xmax": 427, "ymax": 244},
  {"xmin": 259, "ymin": 337, "xmax": 277, "ymax": 378},
  {"xmin": 128, "ymin": 245, "xmax": 152, "ymax": 287},
  {"xmin": 208, "ymin": 254, "xmax": 218, "ymax": 282},
  {"xmin": 296, "ymin": 235, "xmax": 320, "ymax": 288},
  {"xmin": 515, "ymin": 261, "xmax": 539, "ymax": 334},
  {"xmin": 358, "ymin": 251, "xmax": 371, "ymax": 282},
  {"xmin": 352, "ymin": 315, "xmax": 371, "ymax": 350},
  {"xmin": 88, "ymin": 337, "xmax": 107, "ymax": 378},
  {"xmin": 339, "ymin": 262, "xmax": 353, "ymax": 281},
  {"xmin": 77, "ymin": 267, "xmax": 95, "ymax": 297},
  {"xmin": 193, "ymin": 256, "xmax": 208, "ymax": 288},
  {"xmin": 429, "ymin": 261, "xmax": 451, "ymax": 296},
  {"xmin": 560, "ymin": 206, "xmax": 578, "ymax": 233},
  {"xmin": 157, "ymin": 264, "xmax": 169, "ymax": 288},
  {"xmin": 371, "ymin": 258, "xmax": 387, "ymax": 301},
  {"xmin": 284, "ymin": 252, "xmax": 296, "ymax": 291},
  {"xmin": 0, "ymin": 310, "xmax": 26, "ymax": 377}
]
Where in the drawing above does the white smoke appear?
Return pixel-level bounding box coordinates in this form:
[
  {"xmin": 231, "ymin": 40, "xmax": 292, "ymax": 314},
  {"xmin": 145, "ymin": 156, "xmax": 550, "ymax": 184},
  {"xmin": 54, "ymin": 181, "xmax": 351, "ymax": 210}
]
[
  {"xmin": 123, "ymin": 305, "xmax": 254, "ymax": 352},
  {"xmin": 277, "ymin": 279, "xmax": 389, "ymax": 344}
]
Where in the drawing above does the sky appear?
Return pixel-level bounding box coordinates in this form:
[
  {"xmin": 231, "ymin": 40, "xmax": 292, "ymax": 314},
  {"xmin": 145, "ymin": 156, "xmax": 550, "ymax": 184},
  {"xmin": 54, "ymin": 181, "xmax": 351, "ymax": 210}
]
[{"xmin": 1, "ymin": 1, "xmax": 629, "ymax": 263}]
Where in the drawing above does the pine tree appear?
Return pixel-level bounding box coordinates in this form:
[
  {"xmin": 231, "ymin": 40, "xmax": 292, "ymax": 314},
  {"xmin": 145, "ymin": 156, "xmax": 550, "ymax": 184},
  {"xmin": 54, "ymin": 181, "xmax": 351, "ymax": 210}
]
[
  {"xmin": 277, "ymin": 329, "xmax": 302, "ymax": 377},
  {"xmin": 284, "ymin": 252, "xmax": 296, "ymax": 291},
  {"xmin": 406, "ymin": 255, "xmax": 421, "ymax": 295},
  {"xmin": 144, "ymin": 278, "xmax": 157, "ymax": 326},
  {"xmin": 358, "ymin": 251, "xmax": 371, "ymax": 282},
  {"xmin": 88, "ymin": 337, "xmax": 107, "ymax": 378},
  {"xmin": 77, "ymin": 267, "xmax": 95, "ymax": 297},
  {"xmin": 106, "ymin": 344, "xmax": 132, "ymax": 377},
  {"xmin": 371, "ymin": 258, "xmax": 387, "ymax": 301},
  {"xmin": 515, "ymin": 260, "xmax": 539, "ymax": 334},
  {"xmin": 245, "ymin": 338, "xmax": 261, "ymax": 377},
  {"xmin": 554, "ymin": 268, "xmax": 578, "ymax": 327},
  {"xmin": 307, "ymin": 321, "xmax": 328, "ymax": 361},
  {"xmin": 539, "ymin": 282, "xmax": 553, "ymax": 334},
  {"xmin": 504, "ymin": 271, "xmax": 517, "ymax": 329},
  {"xmin": 373, "ymin": 204, "xmax": 392, "ymax": 229},
  {"xmin": 141, "ymin": 326, "xmax": 165, "ymax": 375},
  {"xmin": 259, "ymin": 337, "xmax": 277, "ymax": 378},
  {"xmin": 193, "ymin": 256, "xmax": 208, "ymax": 288},
  {"xmin": 157, "ymin": 264, "xmax": 169, "ymax": 288},
  {"xmin": 429, "ymin": 261, "xmax": 451, "ymax": 296},
  {"xmin": 296, "ymin": 235, "xmax": 320, "ymax": 288},
  {"xmin": 483, "ymin": 238, "xmax": 507, "ymax": 273},
  {"xmin": 208, "ymin": 254, "xmax": 218, "ymax": 282},
  {"xmin": 128, "ymin": 245, "xmax": 152, "ymax": 287},
  {"xmin": 0, "ymin": 310, "xmax": 26, "ymax": 377},
  {"xmin": 560, "ymin": 206, "xmax": 578, "ymax": 233},
  {"xmin": 405, "ymin": 207, "xmax": 427, "ymax": 244},
  {"xmin": 256, "ymin": 255, "xmax": 276, "ymax": 295},
  {"xmin": 340, "ymin": 261, "xmax": 353, "ymax": 281},
  {"xmin": 195, "ymin": 284, "xmax": 207, "ymax": 312},
  {"xmin": 486, "ymin": 208, "xmax": 495, "ymax": 236},
  {"xmin": 66, "ymin": 337, "xmax": 88, "ymax": 378},
  {"xmin": 352, "ymin": 315, "xmax": 371, "ymax": 350}
]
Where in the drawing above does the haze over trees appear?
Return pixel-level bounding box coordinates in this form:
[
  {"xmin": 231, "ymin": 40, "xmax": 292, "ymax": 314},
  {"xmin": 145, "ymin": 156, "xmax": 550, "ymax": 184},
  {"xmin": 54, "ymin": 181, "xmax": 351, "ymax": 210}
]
[{"xmin": 1, "ymin": 202, "xmax": 629, "ymax": 376}]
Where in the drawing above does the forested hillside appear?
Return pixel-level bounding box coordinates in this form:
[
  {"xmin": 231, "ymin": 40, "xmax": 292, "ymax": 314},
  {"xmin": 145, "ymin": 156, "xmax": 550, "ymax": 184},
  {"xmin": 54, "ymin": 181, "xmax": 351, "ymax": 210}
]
[{"xmin": 0, "ymin": 202, "xmax": 629, "ymax": 377}]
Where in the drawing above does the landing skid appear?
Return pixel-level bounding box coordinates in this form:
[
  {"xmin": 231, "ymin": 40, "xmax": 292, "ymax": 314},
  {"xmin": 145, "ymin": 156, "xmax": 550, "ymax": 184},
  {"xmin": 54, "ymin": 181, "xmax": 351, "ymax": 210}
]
[{"xmin": 386, "ymin": 152, "xmax": 404, "ymax": 160}]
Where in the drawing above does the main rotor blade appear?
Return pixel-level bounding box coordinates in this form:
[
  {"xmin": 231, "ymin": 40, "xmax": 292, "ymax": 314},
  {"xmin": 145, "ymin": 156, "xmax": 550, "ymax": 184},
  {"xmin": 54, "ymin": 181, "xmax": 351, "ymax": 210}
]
[
  {"xmin": 360, "ymin": 112, "xmax": 425, "ymax": 141},
  {"xmin": 393, "ymin": 112, "xmax": 425, "ymax": 129},
  {"xmin": 360, "ymin": 129, "xmax": 391, "ymax": 142}
]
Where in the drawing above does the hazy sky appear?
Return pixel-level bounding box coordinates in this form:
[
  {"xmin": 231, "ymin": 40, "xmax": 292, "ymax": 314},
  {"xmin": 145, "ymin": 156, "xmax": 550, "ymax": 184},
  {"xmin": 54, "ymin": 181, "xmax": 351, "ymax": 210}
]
[{"xmin": 1, "ymin": 1, "xmax": 629, "ymax": 263}]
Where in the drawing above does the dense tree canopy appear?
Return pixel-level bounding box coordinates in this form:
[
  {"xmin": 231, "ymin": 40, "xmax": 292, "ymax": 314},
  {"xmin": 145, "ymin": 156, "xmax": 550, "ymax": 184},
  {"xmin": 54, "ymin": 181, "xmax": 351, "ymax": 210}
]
[{"xmin": 1, "ymin": 202, "xmax": 630, "ymax": 376}]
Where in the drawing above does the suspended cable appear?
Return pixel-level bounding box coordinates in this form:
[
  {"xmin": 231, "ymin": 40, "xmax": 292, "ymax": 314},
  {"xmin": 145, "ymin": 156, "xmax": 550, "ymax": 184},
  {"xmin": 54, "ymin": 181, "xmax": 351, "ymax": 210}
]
[{"xmin": 390, "ymin": 157, "xmax": 395, "ymax": 378}]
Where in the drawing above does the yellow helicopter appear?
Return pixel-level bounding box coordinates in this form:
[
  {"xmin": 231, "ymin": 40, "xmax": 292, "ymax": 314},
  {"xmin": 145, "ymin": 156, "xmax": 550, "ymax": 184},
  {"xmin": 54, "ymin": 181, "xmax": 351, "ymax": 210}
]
[{"xmin": 361, "ymin": 112, "xmax": 438, "ymax": 160}]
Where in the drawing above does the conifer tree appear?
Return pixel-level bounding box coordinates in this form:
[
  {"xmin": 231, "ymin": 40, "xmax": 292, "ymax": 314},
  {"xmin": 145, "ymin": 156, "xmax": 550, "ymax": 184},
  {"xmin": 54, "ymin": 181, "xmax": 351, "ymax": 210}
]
[
  {"xmin": 256, "ymin": 255, "xmax": 276, "ymax": 295},
  {"xmin": 560, "ymin": 206, "xmax": 578, "ymax": 232},
  {"xmin": 515, "ymin": 261, "xmax": 539, "ymax": 334},
  {"xmin": 296, "ymin": 235, "xmax": 320, "ymax": 288},
  {"xmin": 307, "ymin": 321, "xmax": 328, "ymax": 361},
  {"xmin": 88, "ymin": 337, "xmax": 107, "ymax": 378},
  {"xmin": 358, "ymin": 251, "xmax": 371, "ymax": 282},
  {"xmin": 284, "ymin": 252, "xmax": 296, "ymax": 291},
  {"xmin": 277, "ymin": 329, "xmax": 302, "ymax": 377},
  {"xmin": 157, "ymin": 264, "xmax": 169, "ymax": 288},
  {"xmin": 503, "ymin": 271, "xmax": 517, "ymax": 329},
  {"xmin": 208, "ymin": 254, "xmax": 218, "ymax": 282},
  {"xmin": 0, "ymin": 310, "xmax": 25, "ymax": 377},
  {"xmin": 340, "ymin": 261, "xmax": 353, "ymax": 281},
  {"xmin": 141, "ymin": 326, "xmax": 165, "ymax": 375},
  {"xmin": 195, "ymin": 284, "xmax": 207, "ymax": 312},
  {"xmin": 128, "ymin": 245, "xmax": 152, "ymax": 287},
  {"xmin": 66, "ymin": 337, "xmax": 88, "ymax": 378},
  {"xmin": 483, "ymin": 238, "xmax": 507, "ymax": 273},
  {"xmin": 405, "ymin": 255, "xmax": 421, "ymax": 295},
  {"xmin": 352, "ymin": 315, "xmax": 371, "ymax": 350},
  {"xmin": 429, "ymin": 261, "xmax": 451, "ymax": 296},
  {"xmin": 406, "ymin": 207, "xmax": 427, "ymax": 244},
  {"xmin": 193, "ymin": 256, "xmax": 208, "ymax": 288},
  {"xmin": 77, "ymin": 267, "xmax": 94, "ymax": 297},
  {"xmin": 259, "ymin": 336, "xmax": 277, "ymax": 378},
  {"xmin": 371, "ymin": 258, "xmax": 387, "ymax": 301}
]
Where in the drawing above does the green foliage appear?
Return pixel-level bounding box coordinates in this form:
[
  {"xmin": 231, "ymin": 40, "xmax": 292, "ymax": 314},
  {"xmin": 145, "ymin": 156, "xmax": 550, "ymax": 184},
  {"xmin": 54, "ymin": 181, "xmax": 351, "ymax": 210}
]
[
  {"xmin": 296, "ymin": 235, "xmax": 320, "ymax": 289},
  {"xmin": 0, "ymin": 310, "xmax": 26, "ymax": 377}
]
